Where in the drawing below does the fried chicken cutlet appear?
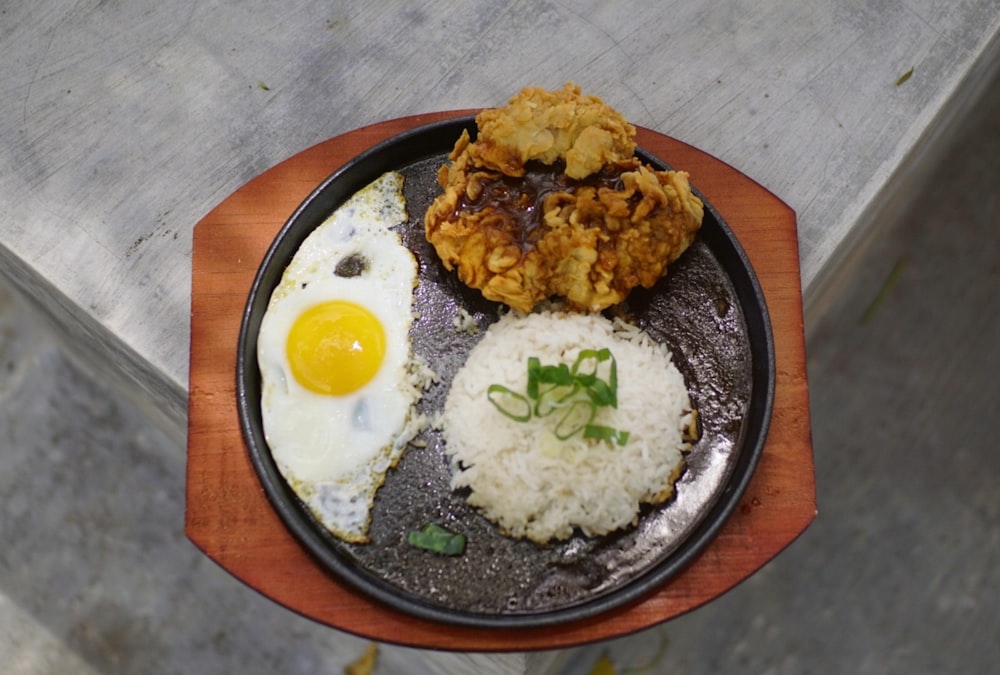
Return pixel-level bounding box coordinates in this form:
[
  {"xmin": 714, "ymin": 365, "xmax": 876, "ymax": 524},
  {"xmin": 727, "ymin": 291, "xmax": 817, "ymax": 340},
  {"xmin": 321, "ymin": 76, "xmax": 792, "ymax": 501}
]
[{"xmin": 424, "ymin": 83, "xmax": 704, "ymax": 313}]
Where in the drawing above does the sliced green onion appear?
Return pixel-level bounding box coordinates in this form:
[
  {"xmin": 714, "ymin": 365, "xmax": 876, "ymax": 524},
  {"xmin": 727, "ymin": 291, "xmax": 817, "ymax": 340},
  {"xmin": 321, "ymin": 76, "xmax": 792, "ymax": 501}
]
[
  {"xmin": 586, "ymin": 378, "xmax": 615, "ymax": 408},
  {"xmin": 488, "ymin": 348, "xmax": 628, "ymax": 446},
  {"xmin": 538, "ymin": 363, "xmax": 574, "ymax": 386},
  {"xmin": 554, "ymin": 399, "xmax": 596, "ymax": 440},
  {"xmin": 606, "ymin": 352, "xmax": 618, "ymax": 407},
  {"xmin": 534, "ymin": 382, "xmax": 579, "ymax": 418},
  {"xmin": 571, "ymin": 348, "xmax": 610, "ymax": 376},
  {"xmin": 407, "ymin": 523, "xmax": 466, "ymax": 555},
  {"xmin": 526, "ymin": 356, "xmax": 542, "ymax": 399},
  {"xmin": 487, "ymin": 385, "xmax": 531, "ymax": 422},
  {"xmin": 584, "ymin": 424, "xmax": 631, "ymax": 446},
  {"xmin": 527, "ymin": 358, "xmax": 573, "ymax": 401},
  {"xmin": 572, "ymin": 348, "xmax": 618, "ymax": 407}
]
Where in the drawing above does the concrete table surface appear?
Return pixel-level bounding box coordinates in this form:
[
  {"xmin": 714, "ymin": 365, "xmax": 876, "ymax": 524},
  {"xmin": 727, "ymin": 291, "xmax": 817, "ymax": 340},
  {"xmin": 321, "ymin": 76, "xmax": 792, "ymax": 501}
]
[
  {"xmin": 3, "ymin": 0, "xmax": 999, "ymax": 437},
  {"xmin": 1, "ymin": 1, "xmax": 999, "ymax": 669}
]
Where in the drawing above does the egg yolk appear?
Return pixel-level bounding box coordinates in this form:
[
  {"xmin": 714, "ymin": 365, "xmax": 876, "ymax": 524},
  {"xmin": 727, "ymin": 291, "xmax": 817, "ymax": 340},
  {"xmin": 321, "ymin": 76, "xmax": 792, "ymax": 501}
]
[{"xmin": 286, "ymin": 301, "xmax": 386, "ymax": 396}]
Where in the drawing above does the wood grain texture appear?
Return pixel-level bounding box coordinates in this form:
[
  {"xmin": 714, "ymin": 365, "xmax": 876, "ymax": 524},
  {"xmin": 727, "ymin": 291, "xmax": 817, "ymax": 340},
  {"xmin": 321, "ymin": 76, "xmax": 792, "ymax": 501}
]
[{"xmin": 185, "ymin": 111, "xmax": 815, "ymax": 651}]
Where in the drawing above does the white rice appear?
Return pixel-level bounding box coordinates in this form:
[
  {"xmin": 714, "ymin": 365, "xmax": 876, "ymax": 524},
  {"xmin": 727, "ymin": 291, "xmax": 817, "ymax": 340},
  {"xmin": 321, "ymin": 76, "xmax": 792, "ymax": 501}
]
[{"xmin": 441, "ymin": 310, "xmax": 694, "ymax": 543}]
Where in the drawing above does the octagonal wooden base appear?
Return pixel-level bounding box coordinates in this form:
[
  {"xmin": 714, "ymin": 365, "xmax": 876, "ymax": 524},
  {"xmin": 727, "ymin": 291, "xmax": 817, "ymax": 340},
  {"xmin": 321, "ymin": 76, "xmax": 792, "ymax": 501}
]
[{"xmin": 186, "ymin": 111, "xmax": 816, "ymax": 651}]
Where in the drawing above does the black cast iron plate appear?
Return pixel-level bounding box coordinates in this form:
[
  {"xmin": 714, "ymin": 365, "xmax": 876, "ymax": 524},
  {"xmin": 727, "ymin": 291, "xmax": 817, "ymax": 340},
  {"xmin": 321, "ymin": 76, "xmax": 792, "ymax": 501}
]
[{"xmin": 236, "ymin": 117, "xmax": 774, "ymax": 628}]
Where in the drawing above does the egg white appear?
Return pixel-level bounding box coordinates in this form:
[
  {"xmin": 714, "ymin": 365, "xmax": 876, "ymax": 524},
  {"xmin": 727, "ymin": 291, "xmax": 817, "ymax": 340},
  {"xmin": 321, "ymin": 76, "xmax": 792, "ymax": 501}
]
[{"xmin": 257, "ymin": 171, "xmax": 431, "ymax": 543}]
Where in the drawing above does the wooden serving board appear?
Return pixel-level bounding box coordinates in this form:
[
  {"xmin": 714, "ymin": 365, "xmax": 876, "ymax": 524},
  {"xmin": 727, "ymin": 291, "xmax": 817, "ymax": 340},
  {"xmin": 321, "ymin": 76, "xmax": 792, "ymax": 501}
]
[{"xmin": 185, "ymin": 111, "xmax": 816, "ymax": 651}]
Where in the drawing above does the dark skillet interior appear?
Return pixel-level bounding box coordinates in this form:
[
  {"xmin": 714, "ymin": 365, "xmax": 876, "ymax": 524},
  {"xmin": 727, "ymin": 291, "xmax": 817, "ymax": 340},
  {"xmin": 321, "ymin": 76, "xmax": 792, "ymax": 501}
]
[{"xmin": 236, "ymin": 117, "xmax": 775, "ymax": 628}]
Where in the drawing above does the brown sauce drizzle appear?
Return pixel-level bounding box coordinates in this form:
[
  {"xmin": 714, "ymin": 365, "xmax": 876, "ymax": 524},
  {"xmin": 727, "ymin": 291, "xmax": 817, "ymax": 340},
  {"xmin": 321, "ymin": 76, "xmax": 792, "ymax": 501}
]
[{"xmin": 455, "ymin": 161, "xmax": 627, "ymax": 245}]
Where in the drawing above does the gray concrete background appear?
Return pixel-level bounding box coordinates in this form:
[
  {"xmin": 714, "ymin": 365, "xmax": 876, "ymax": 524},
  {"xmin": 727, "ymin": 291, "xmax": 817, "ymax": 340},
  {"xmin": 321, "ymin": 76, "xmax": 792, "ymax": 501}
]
[{"xmin": 1, "ymin": 71, "xmax": 997, "ymax": 675}]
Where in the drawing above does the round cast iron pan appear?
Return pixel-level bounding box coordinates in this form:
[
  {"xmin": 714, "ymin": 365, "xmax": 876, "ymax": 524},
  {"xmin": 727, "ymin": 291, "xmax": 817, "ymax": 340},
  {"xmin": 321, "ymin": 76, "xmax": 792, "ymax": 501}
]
[{"xmin": 236, "ymin": 117, "xmax": 775, "ymax": 628}]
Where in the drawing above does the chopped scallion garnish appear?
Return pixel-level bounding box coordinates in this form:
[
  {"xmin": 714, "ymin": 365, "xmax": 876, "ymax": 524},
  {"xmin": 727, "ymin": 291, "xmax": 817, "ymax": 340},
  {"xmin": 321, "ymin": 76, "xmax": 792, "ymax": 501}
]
[
  {"xmin": 407, "ymin": 523, "xmax": 466, "ymax": 555},
  {"xmin": 554, "ymin": 399, "xmax": 596, "ymax": 440},
  {"xmin": 487, "ymin": 384, "xmax": 531, "ymax": 422},
  {"xmin": 583, "ymin": 424, "xmax": 631, "ymax": 446},
  {"xmin": 487, "ymin": 349, "xmax": 629, "ymax": 446}
]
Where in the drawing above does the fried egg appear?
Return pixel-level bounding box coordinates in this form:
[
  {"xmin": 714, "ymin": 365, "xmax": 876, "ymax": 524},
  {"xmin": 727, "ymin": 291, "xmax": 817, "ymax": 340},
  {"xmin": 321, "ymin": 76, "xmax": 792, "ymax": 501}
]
[{"xmin": 257, "ymin": 171, "xmax": 432, "ymax": 543}]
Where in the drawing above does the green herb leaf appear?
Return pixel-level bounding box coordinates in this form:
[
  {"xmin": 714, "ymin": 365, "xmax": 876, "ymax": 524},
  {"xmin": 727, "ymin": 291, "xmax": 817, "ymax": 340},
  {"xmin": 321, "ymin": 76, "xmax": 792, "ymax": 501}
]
[
  {"xmin": 895, "ymin": 67, "xmax": 914, "ymax": 86},
  {"xmin": 407, "ymin": 523, "xmax": 466, "ymax": 555}
]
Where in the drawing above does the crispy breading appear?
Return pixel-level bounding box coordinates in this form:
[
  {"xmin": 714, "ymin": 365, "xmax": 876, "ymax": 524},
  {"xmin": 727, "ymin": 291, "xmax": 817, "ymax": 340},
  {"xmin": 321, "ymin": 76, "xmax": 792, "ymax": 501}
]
[
  {"xmin": 467, "ymin": 83, "xmax": 637, "ymax": 179},
  {"xmin": 425, "ymin": 84, "xmax": 704, "ymax": 312}
]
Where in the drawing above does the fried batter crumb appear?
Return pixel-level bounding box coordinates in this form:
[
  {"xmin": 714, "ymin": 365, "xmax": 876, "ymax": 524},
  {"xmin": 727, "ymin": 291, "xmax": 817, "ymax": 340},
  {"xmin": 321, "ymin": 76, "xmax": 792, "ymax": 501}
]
[
  {"xmin": 425, "ymin": 83, "xmax": 704, "ymax": 312},
  {"xmin": 469, "ymin": 82, "xmax": 637, "ymax": 179}
]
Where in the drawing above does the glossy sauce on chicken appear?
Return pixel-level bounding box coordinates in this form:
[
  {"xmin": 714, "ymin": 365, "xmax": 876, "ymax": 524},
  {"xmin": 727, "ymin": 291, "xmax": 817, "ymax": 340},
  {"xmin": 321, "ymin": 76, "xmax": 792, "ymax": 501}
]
[
  {"xmin": 456, "ymin": 162, "xmax": 627, "ymax": 247},
  {"xmin": 425, "ymin": 84, "xmax": 704, "ymax": 312}
]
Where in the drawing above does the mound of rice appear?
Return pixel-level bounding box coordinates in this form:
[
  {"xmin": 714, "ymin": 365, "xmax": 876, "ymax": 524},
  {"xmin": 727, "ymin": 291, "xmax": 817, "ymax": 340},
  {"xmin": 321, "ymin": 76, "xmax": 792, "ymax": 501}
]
[{"xmin": 441, "ymin": 310, "xmax": 695, "ymax": 543}]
